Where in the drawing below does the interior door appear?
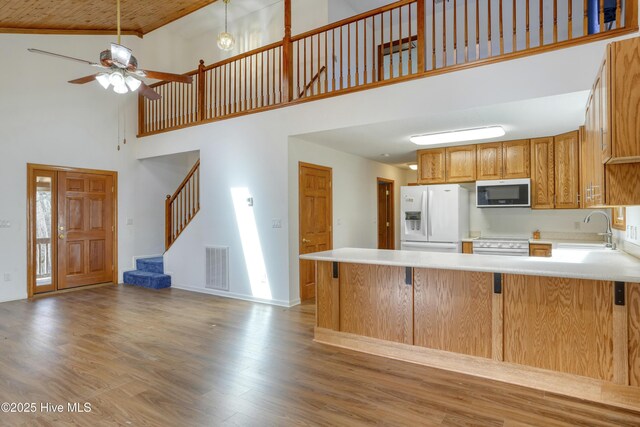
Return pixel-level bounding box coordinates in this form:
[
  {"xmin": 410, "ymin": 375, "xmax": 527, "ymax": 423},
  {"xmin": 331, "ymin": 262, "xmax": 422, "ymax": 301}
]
[
  {"xmin": 57, "ymin": 172, "xmax": 114, "ymax": 289},
  {"xmin": 428, "ymin": 185, "xmax": 458, "ymax": 243},
  {"xmin": 299, "ymin": 163, "xmax": 332, "ymax": 301}
]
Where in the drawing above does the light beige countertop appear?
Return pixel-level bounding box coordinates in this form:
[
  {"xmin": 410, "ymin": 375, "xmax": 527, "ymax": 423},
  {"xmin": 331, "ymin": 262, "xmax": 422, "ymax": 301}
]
[{"xmin": 301, "ymin": 247, "xmax": 640, "ymax": 283}]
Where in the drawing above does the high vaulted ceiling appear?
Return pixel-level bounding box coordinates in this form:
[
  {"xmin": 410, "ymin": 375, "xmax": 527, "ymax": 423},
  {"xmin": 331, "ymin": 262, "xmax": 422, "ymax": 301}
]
[{"xmin": 0, "ymin": 0, "xmax": 218, "ymax": 37}]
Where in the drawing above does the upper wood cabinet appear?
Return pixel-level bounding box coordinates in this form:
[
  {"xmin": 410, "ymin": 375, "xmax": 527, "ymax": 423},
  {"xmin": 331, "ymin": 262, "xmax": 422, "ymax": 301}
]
[
  {"xmin": 446, "ymin": 145, "xmax": 477, "ymax": 183},
  {"xmin": 581, "ymin": 37, "xmax": 640, "ymax": 207},
  {"xmin": 554, "ymin": 131, "xmax": 581, "ymax": 209},
  {"xmin": 417, "ymin": 148, "xmax": 446, "ymax": 184},
  {"xmin": 476, "ymin": 143, "xmax": 503, "ymax": 180},
  {"xmin": 531, "ymin": 137, "xmax": 555, "ymax": 209},
  {"xmin": 503, "ymin": 140, "xmax": 531, "ymax": 179},
  {"xmin": 531, "ymin": 132, "xmax": 581, "ymax": 210}
]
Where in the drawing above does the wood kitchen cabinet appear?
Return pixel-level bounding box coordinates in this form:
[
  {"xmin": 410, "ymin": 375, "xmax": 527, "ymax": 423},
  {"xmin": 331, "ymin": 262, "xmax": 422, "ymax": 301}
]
[
  {"xmin": 417, "ymin": 148, "xmax": 446, "ymax": 184},
  {"xmin": 530, "ymin": 131, "xmax": 580, "ymax": 209},
  {"xmin": 531, "ymin": 137, "xmax": 555, "ymax": 209},
  {"xmin": 476, "ymin": 143, "xmax": 503, "ymax": 180},
  {"xmin": 446, "ymin": 145, "xmax": 477, "ymax": 182},
  {"xmin": 503, "ymin": 140, "xmax": 531, "ymax": 178},
  {"xmin": 529, "ymin": 243, "xmax": 552, "ymax": 257},
  {"xmin": 504, "ymin": 274, "xmax": 620, "ymax": 381},
  {"xmin": 582, "ymin": 37, "xmax": 640, "ymax": 207},
  {"xmin": 475, "ymin": 140, "xmax": 530, "ymax": 181}
]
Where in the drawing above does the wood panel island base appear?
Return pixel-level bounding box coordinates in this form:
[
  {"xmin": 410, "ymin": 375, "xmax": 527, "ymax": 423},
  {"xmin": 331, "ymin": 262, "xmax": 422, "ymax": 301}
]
[{"xmin": 302, "ymin": 248, "xmax": 640, "ymax": 412}]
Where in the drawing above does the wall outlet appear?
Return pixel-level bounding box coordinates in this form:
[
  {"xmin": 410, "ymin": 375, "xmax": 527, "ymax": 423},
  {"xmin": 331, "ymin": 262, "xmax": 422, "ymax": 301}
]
[
  {"xmin": 3, "ymin": 273, "xmax": 11, "ymax": 282},
  {"xmin": 126, "ymin": 218, "xmax": 134, "ymax": 226},
  {"xmin": 272, "ymin": 219, "xmax": 282, "ymax": 229},
  {"xmin": 0, "ymin": 220, "xmax": 11, "ymax": 228}
]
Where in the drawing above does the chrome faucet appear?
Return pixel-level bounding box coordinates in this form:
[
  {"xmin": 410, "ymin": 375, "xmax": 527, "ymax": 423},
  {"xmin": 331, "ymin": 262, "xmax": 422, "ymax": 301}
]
[{"xmin": 584, "ymin": 211, "xmax": 616, "ymax": 249}]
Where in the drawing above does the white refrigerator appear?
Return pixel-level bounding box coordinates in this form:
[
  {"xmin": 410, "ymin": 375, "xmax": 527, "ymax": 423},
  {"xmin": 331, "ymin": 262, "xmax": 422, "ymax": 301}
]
[{"xmin": 400, "ymin": 184, "xmax": 469, "ymax": 253}]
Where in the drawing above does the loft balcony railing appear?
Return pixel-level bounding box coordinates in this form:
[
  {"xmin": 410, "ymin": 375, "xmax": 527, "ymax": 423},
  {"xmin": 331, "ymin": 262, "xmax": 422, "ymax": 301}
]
[{"xmin": 138, "ymin": 0, "xmax": 638, "ymax": 137}]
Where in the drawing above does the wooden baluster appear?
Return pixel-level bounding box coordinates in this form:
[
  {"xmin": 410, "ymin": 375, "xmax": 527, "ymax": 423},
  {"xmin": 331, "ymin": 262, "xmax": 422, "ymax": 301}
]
[
  {"xmin": 243, "ymin": 57, "xmax": 247, "ymax": 111},
  {"xmin": 263, "ymin": 51, "xmax": 267, "ymax": 105},
  {"xmin": 453, "ymin": 0, "xmax": 457, "ymax": 65},
  {"xmin": 333, "ymin": 29, "xmax": 337, "ymax": 89},
  {"xmin": 583, "ymin": 0, "xmax": 588, "ymax": 36},
  {"xmin": 227, "ymin": 62, "xmax": 231, "ymax": 114},
  {"xmin": 487, "ymin": 0, "xmax": 492, "ymax": 57},
  {"xmin": 364, "ymin": 18, "xmax": 368, "ymax": 83},
  {"xmin": 554, "ymin": 0, "xmax": 559, "ymax": 41},
  {"xmin": 475, "ymin": 0, "xmax": 480, "ymax": 60},
  {"xmin": 310, "ymin": 35, "xmax": 314, "ymax": 95},
  {"xmin": 138, "ymin": 93, "xmax": 144, "ymax": 135},
  {"xmin": 542, "ymin": 0, "xmax": 546, "ymax": 45},
  {"xmin": 408, "ymin": 4, "xmax": 412, "ymax": 74},
  {"xmin": 464, "ymin": 0, "xmax": 469, "ymax": 62},
  {"xmin": 599, "ymin": 0, "xmax": 604, "ymax": 33},
  {"xmin": 325, "ymin": 31, "xmax": 329, "ymax": 91},
  {"xmin": 615, "ymin": 0, "xmax": 621, "ymax": 29},
  {"xmin": 498, "ymin": 0, "xmax": 504, "ymax": 54},
  {"xmin": 222, "ymin": 64, "xmax": 226, "ymax": 115},
  {"xmin": 380, "ymin": 12, "xmax": 384, "ymax": 80},
  {"xmin": 266, "ymin": 51, "xmax": 270, "ymax": 105},
  {"xmin": 513, "ymin": 0, "xmax": 518, "ymax": 51},
  {"xmin": 340, "ymin": 26, "xmax": 344, "ymax": 89},
  {"xmin": 356, "ymin": 20, "xmax": 360, "ymax": 84},
  {"xmin": 347, "ymin": 23, "xmax": 352, "ymax": 87},
  {"xmin": 317, "ymin": 34, "xmax": 322, "ymax": 93},
  {"xmin": 372, "ymin": 16, "xmax": 377, "ymax": 80},
  {"xmin": 443, "ymin": 1, "xmax": 447, "ymax": 67},
  {"xmin": 435, "ymin": 0, "xmax": 440, "ymax": 68},
  {"xmin": 297, "ymin": 40, "xmax": 301, "ymax": 97},
  {"xmin": 568, "ymin": 0, "xmax": 573, "ymax": 38},
  {"xmin": 399, "ymin": 7, "xmax": 404, "ymax": 75}
]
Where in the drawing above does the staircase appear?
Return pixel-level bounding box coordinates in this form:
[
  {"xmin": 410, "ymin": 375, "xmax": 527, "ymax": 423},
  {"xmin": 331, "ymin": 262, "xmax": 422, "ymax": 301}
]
[{"xmin": 123, "ymin": 257, "xmax": 171, "ymax": 290}]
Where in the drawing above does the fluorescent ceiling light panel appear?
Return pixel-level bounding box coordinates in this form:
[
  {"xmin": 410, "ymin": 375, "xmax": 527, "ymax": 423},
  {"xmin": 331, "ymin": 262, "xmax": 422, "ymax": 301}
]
[{"xmin": 410, "ymin": 126, "xmax": 505, "ymax": 145}]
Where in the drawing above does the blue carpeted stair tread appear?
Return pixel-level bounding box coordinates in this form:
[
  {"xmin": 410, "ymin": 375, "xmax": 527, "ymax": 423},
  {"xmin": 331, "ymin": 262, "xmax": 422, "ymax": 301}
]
[{"xmin": 124, "ymin": 257, "xmax": 171, "ymax": 290}]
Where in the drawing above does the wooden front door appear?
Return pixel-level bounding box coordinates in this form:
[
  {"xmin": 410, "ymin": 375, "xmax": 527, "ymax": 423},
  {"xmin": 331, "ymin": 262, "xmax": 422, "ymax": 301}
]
[
  {"xmin": 377, "ymin": 178, "xmax": 395, "ymax": 249},
  {"xmin": 299, "ymin": 162, "xmax": 332, "ymax": 301},
  {"xmin": 28, "ymin": 164, "xmax": 118, "ymax": 297},
  {"xmin": 57, "ymin": 172, "xmax": 114, "ymax": 289}
]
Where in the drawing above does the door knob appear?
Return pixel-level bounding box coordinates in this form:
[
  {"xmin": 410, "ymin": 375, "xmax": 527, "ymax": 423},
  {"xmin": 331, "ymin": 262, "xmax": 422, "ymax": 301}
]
[
  {"xmin": 59, "ymin": 234, "xmax": 65, "ymax": 239},
  {"xmin": 302, "ymin": 238, "xmax": 311, "ymax": 243},
  {"xmin": 59, "ymin": 226, "xmax": 64, "ymax": 231}
]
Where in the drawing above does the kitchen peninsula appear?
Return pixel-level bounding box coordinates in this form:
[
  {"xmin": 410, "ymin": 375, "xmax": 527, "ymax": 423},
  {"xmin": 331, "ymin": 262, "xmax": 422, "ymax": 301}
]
[{"xmin": 301, "ymin": 248, "xmax": 640, "ymax": 410}]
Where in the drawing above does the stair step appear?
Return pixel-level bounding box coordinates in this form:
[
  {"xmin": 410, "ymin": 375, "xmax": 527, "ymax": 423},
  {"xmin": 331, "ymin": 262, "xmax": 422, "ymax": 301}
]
[
  {"xmin": 136, "ymin": 257, "xmax": 164, "ymax": 274},
  {"xmin": 123, "ymin": 270, "xmax": 171, "ymax": 290}
]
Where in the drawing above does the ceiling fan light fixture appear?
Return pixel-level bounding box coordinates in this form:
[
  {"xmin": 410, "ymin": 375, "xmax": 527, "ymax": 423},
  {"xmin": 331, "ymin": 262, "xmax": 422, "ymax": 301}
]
[
  {"xmin": 96, "ymin": 73, "xmax": 111, "ymax": 89},
  {"xmin": 112, "ymin": 81, "xmax": 129, "ymax": 94},
  {"xmin": 125, "ymin": 75, "xmax": 142, "ymax": 92},
  {"xmin": 217, "ymin": 0, "xmax": 235, "ymax": 51},
  {"xmin": 108, "ymin": 70, "xmax": 125, "ymax": 87}
]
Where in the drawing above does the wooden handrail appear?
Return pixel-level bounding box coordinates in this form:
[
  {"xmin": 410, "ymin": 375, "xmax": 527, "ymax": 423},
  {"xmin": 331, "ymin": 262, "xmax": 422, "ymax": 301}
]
[
  {"xmin": 165, "ymin": 159, "xmax": 200, "ymax": 250},
  {"xmin": 291, "ymin": 0, "xmax": 416, "ymax": 42},
  {"xmin": 139, "ymin": 0, "xmax": 639, "ymax": 138}
]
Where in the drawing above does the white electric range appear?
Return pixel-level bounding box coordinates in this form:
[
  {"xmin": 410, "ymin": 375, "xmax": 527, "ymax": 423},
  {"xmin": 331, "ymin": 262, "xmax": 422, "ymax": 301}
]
[{"xmin": 472, "ymin": 237, "xmax": 530, "ymax": 256}]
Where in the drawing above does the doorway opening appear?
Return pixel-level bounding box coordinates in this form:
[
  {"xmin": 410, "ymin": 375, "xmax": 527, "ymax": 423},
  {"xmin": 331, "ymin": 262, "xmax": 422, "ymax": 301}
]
[
  {"xmin": 298, "ymin": 162, "xmax": 333, "ymax": 301},
  {"xmin": 27, "ymin": 164, "xmax": 118, "ymax": 297},
  {"xmin": 377, "ymin": 178, "xmax": 395, "ymax": 250}
]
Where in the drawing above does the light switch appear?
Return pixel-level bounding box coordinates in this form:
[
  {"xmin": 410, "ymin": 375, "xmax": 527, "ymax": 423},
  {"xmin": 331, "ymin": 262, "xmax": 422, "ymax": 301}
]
[
  {"xmin": 126, "ymin": 218, "xmax": 134, "ymax": 226},
  {"xmin": 3, "ymin": 273, "xmax": 10, "ymax": 282},
  {"xmin": 272, "ymin": 219, "xmax": 282, "ymax": 228}
]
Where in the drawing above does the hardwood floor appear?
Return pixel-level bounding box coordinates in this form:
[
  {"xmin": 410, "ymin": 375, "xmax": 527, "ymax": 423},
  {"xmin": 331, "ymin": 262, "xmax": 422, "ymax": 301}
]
[{"xmin": 0, "ymin": 286, "xmax": 639, "ymax": 426}]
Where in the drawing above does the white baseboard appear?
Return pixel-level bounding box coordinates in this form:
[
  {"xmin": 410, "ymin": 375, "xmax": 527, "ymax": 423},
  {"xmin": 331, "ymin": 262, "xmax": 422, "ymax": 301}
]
[
  {"xmin": 171, "ymin": 284, "xmax": 299, "ymax": 308},
  {"xmin": 0, "ymin": 294, "xmax": 27, "ymax": 304}
]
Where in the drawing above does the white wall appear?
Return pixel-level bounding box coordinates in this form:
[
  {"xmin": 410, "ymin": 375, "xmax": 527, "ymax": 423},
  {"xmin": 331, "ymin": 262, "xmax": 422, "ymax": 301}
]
[
  {"xmin": 288, "ymin": 138, "xmax": 411, "ymax": 302},
  {"xmin": 0, "ymin": 33, "xmax": 142, "ymax": 302}
]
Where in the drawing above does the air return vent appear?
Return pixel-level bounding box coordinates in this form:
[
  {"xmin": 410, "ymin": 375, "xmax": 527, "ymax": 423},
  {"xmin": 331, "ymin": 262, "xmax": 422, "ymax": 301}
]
[{"xmin": 205, "ymin": 246, "xmax": 229, "ymax": 291}]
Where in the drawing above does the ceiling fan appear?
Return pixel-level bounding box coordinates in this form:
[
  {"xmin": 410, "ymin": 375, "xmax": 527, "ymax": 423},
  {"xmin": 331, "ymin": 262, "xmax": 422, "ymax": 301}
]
[{"xmin": 27, "ymin": 0, "xmax": 191, "ymax": 101}]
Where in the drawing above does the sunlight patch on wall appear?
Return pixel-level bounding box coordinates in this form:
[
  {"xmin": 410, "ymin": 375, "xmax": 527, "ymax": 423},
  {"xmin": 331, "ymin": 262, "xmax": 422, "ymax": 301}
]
[{"xmin": 231, "ymin": 187, "xmax": 272, "ymax": 300}]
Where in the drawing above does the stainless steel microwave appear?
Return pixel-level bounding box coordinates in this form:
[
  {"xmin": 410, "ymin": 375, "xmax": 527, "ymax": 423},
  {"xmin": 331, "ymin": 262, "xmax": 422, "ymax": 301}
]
[{"xmin": 476, "ymin": 178, "xmax": 531, "ymax": 207}]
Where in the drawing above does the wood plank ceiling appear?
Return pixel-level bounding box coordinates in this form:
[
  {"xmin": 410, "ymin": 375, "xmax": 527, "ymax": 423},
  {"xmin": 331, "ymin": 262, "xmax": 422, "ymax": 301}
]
[{"xmin": 0, "ymin": 0, "xmax": 218, "ymax": 37}]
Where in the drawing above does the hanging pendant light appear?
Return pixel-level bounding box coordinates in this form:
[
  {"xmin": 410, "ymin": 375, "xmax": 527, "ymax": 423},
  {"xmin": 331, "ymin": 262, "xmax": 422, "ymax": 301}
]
[{"xmin": 217, "ymin": 0, "xmax": 235, "ymax": 51}]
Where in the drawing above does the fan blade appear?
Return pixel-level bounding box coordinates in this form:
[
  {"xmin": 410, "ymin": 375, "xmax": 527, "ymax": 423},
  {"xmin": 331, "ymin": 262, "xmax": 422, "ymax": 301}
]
[
  {"xmin": 139, "ymin": 82, "xmax": 162, "ymax": 101},
  {"xmin": 28, "ymin": 48, "xmax": 104, "ymax": 68},
  {"xmin": 139, "ymin": 70, "xmax": 193, "ymax": 84},
  {"xmin": 69, "ymin": 74, "xmax": 100, "ymax": 84}
]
